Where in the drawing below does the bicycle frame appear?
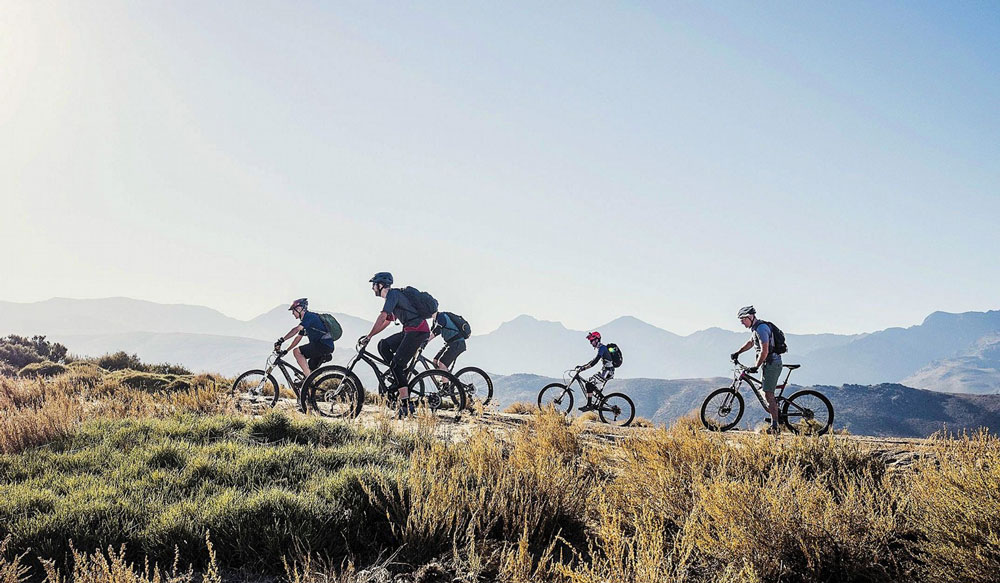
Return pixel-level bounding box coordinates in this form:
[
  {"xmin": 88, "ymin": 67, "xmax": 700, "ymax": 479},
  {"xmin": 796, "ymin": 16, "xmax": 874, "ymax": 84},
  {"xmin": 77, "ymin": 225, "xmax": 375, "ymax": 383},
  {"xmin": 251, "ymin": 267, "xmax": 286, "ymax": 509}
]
[
  {"xmin": 729, "ymin": 363, "xmax": 796, "ymax": 411},
  {"xmin": 263, "ymin": 351, "xmax": 306, "ymax": 393}
]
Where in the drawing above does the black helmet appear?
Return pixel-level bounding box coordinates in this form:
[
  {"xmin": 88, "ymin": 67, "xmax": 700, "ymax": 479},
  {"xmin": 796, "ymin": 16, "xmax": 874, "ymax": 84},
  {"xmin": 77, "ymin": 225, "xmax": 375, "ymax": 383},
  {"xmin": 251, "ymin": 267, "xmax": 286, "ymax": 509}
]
[
  {"xmin": 289, "ymin": 298, "xmax": 308, "ymax": 311},
  {"xmin": 737, "ymin": 305, "xmax": 756, "ymax": 318},
  {"xmin": 369, "ymin": 272, "xmax": 393, "ymax": 286}
]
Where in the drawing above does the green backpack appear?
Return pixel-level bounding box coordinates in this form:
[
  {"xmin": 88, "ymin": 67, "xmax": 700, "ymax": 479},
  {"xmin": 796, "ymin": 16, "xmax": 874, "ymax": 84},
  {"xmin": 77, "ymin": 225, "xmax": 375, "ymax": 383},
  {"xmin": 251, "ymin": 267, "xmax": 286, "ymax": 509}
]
[{"xmin": 318, "ymin": 313, "xmax": 343, "ymax": 342}]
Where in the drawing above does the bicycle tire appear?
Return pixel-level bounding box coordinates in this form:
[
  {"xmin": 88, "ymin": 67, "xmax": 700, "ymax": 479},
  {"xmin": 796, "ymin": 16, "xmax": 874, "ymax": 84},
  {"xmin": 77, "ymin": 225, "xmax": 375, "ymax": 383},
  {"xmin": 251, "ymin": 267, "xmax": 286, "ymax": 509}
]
[
  {"xmin": 537, "ymin": 383, "xmax": 573, "ymax": 415},
  {"xmin": 454, "ymin": 366, "xmax": 493, "ymax": 410},
  {"xmin": 781, "ymin": 389, "xmax": 834, "ymax": 435},
  {"xmin": 409, "ymin": 369, "xmax": 466, "ymax": 415},
  {"xmin": 700, "ymin": 387, "xmax": 745, "ymax": 431},
  {"xmin": 304, "ymin": 365, "xmax": 365, "ymax": 418},
  {"xmin": 598, "ymin": 392, "xmax": 635, "ymax": 427},
  {"xmin": 231, "ymin": 369, "xmax": 280, "ymax": 411}
]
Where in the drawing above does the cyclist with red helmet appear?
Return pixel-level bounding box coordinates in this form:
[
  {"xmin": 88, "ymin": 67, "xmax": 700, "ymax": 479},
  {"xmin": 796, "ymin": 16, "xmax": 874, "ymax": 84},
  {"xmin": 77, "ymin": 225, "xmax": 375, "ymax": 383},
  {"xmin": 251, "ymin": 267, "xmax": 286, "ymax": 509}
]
[
  {"xmin": 275, "ymin": 298, "xmax": 334, "ymax": 380},
  {"xmin": 577, "ymin": 331, "xmax": 617, "ymax": 412}
]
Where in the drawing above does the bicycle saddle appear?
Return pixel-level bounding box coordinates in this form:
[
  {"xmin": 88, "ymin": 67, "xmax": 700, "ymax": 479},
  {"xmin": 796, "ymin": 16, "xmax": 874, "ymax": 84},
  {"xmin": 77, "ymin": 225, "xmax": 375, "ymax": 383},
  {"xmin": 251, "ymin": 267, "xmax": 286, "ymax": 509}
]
[{"xmin": 782, "ymin": 364, "xmax": 801, "ymax": 369}]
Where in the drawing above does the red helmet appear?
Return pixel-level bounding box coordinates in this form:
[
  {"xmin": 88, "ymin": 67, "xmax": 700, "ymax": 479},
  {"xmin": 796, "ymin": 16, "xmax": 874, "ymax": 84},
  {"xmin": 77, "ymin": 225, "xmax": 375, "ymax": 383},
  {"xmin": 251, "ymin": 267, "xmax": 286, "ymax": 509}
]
[
  {"xmin": 586, "ymin": 331, "xmax": 601, "ymax": 342},
  {"xmin": 288, "ymin": 298, "xmax": 308, "ymax": 311}
]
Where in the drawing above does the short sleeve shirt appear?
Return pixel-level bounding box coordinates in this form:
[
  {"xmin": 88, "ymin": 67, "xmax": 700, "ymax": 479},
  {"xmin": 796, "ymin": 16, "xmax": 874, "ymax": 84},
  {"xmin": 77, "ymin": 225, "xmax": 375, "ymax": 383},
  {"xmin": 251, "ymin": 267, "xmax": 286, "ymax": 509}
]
[
  {"xmin": 300, "ymin": 311, "xmax": 335, "ymax": 349},
  {"xmin": 434, "ymin": 313, "xmax": 463, "ymax": 344},
  {"xmin": 752, "ymin": 322, "xmax": 780, "ymax": 363},
  {"xmin": 382, "ymin": 289, "xmax": 424, "ymax": 328}
]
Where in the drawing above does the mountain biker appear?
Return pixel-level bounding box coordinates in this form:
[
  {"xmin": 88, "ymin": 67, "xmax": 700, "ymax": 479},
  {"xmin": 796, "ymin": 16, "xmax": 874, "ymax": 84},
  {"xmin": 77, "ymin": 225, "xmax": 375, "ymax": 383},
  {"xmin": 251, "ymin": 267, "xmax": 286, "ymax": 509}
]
[
  {"xmin": 361, "ymin": 272, "xmax": 431, "ymax": 418},
  {"xmin": 730, "ymin": 305, "xmax": 782, "ymax": 434},
  {"xmin": 428, "ymin": 311, "xmax": 467, "ymax": 371},
  {"xmin": 577, "ymin": 331, "xmax": 616, "ymax": 412},
  {"xmin": 274, "ymin": 298, "xmax": 334, "ymax": 381}
]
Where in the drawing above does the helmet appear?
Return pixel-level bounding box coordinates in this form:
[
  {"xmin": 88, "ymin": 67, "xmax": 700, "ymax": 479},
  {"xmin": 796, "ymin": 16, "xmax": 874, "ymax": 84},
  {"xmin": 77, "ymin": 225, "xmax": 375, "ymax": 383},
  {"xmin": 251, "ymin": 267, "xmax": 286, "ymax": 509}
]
[
  {"xmin": 369, "ymin": 272, "xmax": 393, "ymax": 286},
  {"xmin": 737, "ymin": 305, "xmax": 756, "ymax": 318},
  {"xmin": 586, "ymin": 331, "xmax": 601, "ymax": 342},
  {"xmin": 289, "ymin": 298, "xmax": 308, "ymax": 311}
]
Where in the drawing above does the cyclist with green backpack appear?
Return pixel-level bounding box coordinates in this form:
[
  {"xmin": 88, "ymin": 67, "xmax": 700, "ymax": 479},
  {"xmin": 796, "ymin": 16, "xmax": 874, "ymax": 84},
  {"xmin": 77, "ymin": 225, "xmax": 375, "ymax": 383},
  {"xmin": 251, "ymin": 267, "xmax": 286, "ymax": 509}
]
[
  {"xmin": 275, "ymin": 298, "xmax": 337, "ymax": 380},
  {"xmin": 361, "ymin": 272, "xmax": 437, "ymax": 417},
  {"xmin": 577, "ymin": 331, "xmax": 623, "ymax": 412},
  {"xmin": 730, "ymin": 305, "xmax": 785, "ymax": 434},
  {"xmin": 428, "ymin": 311, "xmax": 472, "ymax": 370}
]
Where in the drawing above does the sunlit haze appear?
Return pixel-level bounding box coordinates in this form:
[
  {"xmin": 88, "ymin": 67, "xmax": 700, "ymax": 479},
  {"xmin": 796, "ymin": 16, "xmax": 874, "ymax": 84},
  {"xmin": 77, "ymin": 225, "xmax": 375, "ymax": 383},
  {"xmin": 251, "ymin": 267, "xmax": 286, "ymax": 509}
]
[{"xmin": 2, "ymin": 1, "xmax": 998, "ymax": 334}]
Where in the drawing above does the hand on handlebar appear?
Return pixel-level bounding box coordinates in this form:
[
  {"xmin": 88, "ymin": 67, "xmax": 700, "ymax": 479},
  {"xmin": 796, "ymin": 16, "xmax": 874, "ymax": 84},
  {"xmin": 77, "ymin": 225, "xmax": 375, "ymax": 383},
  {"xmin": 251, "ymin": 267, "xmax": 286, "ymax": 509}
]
[
  {"xmin": 746, "ymin": 365, "xmax": 759, "ymax": 374},
  {"xmin": 730, "ymin": 352, "xmax": 740, "ymax": 363},
  {"xmin": 357, "ymin": 335, "xmax": 370, "ymax": 348}
]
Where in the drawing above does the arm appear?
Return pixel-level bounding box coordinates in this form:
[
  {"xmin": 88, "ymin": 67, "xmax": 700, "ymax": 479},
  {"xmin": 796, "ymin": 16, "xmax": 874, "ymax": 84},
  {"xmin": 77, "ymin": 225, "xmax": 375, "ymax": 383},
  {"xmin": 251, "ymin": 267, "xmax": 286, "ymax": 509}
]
[
  {"xmin": 580, "ymin": 354, "xmax": 601, "ymax": 370},
  {"xmin": 731, "ymin": 339, "xmax": 753, "ymax": 360},
  {"xmin": 755, "ymin": 342, "xmax": 769, "ymax": 369},
  {"xmin": 365, "ymin": 312, "xmax": 392, "ymax": 341},
  {"xmin": 276, "ymin": 325, "xmax": 304, "ymax": 348}
]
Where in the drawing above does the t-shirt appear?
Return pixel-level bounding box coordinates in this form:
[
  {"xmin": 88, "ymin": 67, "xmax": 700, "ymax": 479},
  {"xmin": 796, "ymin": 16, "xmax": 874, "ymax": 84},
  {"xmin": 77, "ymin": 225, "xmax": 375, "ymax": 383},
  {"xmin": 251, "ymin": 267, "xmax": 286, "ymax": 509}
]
[
  {"xmin": 382, "ymin": 288, "xmax": 425, "ymax": 328},
  {"xmin": 597, "ymin": 344, "xmax": 613, "ymax": 366},
  {"xmin": 300, "ymin": 311, "xmax": 335, "ymax": 349},
  {"xmin": 433, "ymin": 313, "xmax": 464, "ymax": 344},
  {"xmin": 752, "ymin": 322, "xmax": 780, "ymax": 363}
]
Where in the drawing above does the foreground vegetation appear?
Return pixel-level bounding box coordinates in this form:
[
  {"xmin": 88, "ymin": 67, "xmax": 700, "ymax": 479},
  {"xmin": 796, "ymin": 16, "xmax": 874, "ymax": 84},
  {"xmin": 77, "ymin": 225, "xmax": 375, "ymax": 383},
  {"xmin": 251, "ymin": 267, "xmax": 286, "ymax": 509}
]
[{"xmin": 1, "ymin": 370, "xmax": 998, "ymax": 582}]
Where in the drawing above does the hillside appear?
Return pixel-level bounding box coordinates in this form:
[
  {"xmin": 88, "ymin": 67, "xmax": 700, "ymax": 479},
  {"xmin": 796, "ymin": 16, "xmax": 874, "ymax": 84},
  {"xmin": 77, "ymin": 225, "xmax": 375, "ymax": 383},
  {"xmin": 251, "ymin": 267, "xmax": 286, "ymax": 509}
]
[{"xmin": 490, "ymin": 374, "xmax": 1000, "ymax": 437}]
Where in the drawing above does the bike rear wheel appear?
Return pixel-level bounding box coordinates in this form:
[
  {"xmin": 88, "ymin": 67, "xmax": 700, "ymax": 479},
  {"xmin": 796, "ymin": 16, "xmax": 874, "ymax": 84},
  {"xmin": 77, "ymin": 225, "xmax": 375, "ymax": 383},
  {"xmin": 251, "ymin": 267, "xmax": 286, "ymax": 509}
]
[
  {"xmin": 305, "ymin": 366, "xmax": 364, "ymax": 418},
  {"xmin": 537, "ymin": 383, "xmax": 573, "ymax": 415},
  {"xmin": 231, "ymin": 370, "xmax": 280, "ymax": 411},
  {"xmin": 455, "ymin": 366, "xmax": 493, "ymax": 410},
  {"xmin": 598, "ymin": 392, "xmax": 635, "ymax": 427},
  {"xmin": 409, "ymin": 369, "xmax": 466, "ymax": 414},
  {"xmin": 782, "ymin": 390, "xmax": 834, "ymax": 435},
  {"xmin": 701, "ymin": 387, "xmax": 745, "ymax": 431}
]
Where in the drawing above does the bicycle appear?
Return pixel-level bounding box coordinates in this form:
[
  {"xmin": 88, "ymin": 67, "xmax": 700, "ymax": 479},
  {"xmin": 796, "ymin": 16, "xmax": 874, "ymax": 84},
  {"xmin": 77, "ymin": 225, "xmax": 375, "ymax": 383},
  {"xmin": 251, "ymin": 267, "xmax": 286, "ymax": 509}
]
[
  {"xmin": 411, "ymin": 341, "xmax": 493, "ymax": 411},
  {"xmin": 536, "ymin": 366, "xmax": 635, "ymax": 427},
  {"xmin": 700, "ymin": 358, "xmax": 834, "ymax": 435},
  {"xmin": 231, "ymin": 348, "xmax": 332, "ymax": 413},
  {"xmin": 306, "ymin": 336, "xmax": 466, "ymax": 418}
]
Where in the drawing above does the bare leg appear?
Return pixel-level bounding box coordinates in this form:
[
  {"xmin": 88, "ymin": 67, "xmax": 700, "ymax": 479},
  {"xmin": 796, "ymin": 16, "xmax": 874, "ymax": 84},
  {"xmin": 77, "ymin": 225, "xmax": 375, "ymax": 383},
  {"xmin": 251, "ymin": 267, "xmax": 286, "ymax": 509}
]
[
  {"xmin": 293, "ymin": 347, "xmax": 311, "ymax": 378},
  {"xmin": 765, "ymin": 392, "xmax": 780, "ymax": 429}
]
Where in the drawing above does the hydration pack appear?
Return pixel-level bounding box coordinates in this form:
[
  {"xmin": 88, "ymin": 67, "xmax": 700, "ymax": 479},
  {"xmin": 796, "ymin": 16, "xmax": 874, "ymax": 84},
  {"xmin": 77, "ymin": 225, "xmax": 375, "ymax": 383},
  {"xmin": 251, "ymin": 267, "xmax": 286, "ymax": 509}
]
[
  {"xmin": 443, "ymin": 312, "xmax": 472, "ymax": 339},
  {"xmin": 753, "ymin": 320, "xmax": 788, "ymax": 355},
  {"xmin": 401, "ymin": 286, "xmax": 439, "ymax": 319},
  {"xmin": 606, "ymin": 343, "xmax": 624, "ymax": 368},
  {"xmin": 318, "ymin": 313, "xmax": 343, "ymax": 342}
]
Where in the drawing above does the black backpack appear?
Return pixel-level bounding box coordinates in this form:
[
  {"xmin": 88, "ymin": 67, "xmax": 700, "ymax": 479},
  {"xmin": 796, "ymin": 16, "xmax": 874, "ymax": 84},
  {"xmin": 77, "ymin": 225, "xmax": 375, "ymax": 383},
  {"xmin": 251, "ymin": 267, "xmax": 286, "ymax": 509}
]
[
  {"xmin": 606, "ymin": 343, "xmax": 624, "ymax": 368},
  {"xmin": 401, "ymin": 286, "xmax": 439, "ymax": 319},
  {"xmin": 443, "ymin": 312, "xmax": 472, "ymax": 339},
  {"xmin": 753, "ymin": 321, "xmax": 788, "ymax": 355}
]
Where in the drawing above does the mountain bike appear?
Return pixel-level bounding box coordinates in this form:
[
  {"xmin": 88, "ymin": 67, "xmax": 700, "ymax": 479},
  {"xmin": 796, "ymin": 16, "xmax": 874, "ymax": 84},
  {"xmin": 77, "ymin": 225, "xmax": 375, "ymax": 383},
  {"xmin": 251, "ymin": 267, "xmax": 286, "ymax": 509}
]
[
  {"xmin": 700, "ymin": 359, "xmax": 834, "ymax": 435},
  {"xmin": 412, "ymin": 341, "xmax": 493, "ymax": 411},
  {"xmin": 306, "ymin": 336, "xmax": 466, "ymax": 418},
  {"xmin": 537, "ymin": 367, "xmax": 635, "ymax": 427},
  {"xmin": 231, "ymin": 348, "xmax": 332, "ymax": 413}
]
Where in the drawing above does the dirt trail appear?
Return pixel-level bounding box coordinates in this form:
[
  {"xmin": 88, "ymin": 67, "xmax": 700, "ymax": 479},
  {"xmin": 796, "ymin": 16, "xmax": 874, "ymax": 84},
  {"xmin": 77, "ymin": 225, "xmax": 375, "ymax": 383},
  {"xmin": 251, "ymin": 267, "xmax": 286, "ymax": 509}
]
[{"xmin": 257, "ymin": 397, "xmax": 934, "ymax": 467}]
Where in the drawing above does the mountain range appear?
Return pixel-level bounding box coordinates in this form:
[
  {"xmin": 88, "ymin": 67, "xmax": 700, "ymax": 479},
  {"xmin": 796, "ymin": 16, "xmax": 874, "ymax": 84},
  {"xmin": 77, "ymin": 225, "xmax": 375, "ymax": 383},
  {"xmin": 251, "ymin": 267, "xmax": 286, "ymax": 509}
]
[{"xmin": 2, "ymin": 298, "xmax": 1000, "ymax": 393}]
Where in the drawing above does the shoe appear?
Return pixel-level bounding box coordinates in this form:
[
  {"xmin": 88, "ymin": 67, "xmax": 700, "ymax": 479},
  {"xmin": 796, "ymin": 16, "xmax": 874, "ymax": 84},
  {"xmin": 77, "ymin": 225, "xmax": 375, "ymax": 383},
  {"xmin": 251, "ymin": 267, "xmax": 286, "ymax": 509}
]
[
  {"xmin": 578, "ymin": 403, "xmax": 596, "ymax": 412},
  {"xmin": 408, "ymin": 400, "xmax": 416, "ymax": 415},
  {"xmin": 765, "ymin": 426, "xmax": 781, "ymax": 435}
]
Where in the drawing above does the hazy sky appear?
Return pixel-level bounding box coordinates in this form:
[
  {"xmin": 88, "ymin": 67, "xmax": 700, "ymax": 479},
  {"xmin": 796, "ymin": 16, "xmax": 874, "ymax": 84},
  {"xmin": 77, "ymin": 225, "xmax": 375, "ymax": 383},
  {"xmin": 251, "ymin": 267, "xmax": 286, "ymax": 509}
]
[{"xmin": 2, "ymin": 1, "xmax": 998, "ymax": 335}]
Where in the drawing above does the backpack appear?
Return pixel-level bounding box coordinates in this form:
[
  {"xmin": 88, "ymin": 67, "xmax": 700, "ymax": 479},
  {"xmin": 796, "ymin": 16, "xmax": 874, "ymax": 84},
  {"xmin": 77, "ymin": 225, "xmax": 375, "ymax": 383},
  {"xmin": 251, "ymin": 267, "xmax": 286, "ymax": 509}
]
[
  {"xmin": 443, "ymin": 312, "xmax": 472, "ymax": 340},
  {"xmin": 401, "ymin": 286, "xmax": 439, "ymax": 320},
  {"xmin": 753, "ymin": 320, "xmax": 788, "ymax": 355},
  {"xmin": 606, "ymin": 343, "xmax": 624, "ymax": 368},
  {"xmin": 317, "ymin": 313, "xmax": 343, "ymax": 342}
]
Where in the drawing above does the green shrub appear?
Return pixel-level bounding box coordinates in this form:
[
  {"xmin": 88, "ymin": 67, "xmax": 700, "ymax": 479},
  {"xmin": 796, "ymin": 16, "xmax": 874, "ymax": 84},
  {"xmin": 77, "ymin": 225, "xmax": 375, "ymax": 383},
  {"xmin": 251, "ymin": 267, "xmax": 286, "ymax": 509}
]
[
  {"xmin": 18, "ymin": 361, "xmax": 68, "ymax": 378},
  {"xmin": 0, "ymin": 335, "xmax": 68, "ymax": 369},
  {"xmin": 0, "ymin": 362, "xmax": 17, "ymax": 378}
]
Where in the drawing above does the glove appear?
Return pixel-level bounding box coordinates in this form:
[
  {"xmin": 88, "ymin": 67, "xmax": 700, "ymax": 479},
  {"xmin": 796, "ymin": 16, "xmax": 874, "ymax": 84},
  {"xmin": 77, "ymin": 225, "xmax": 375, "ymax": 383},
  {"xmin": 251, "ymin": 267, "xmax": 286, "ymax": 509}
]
[
  {"xmin": 277, "ymin": 349, "xmax": 287, "ymax": 357},
  {"xmin": 747, "ymin": 366, "xmax": 759, "ymax": 374},
  {"xmin": 274, "ymin": 338, "xmax": 284, "ymax": 350},
  {"xmin": 358, "ymin": 335, "xmax": 370, "ymax": 346},
  {"xmin": 730, "ymin": 352, "xmax": 740, "ymax": 362}
]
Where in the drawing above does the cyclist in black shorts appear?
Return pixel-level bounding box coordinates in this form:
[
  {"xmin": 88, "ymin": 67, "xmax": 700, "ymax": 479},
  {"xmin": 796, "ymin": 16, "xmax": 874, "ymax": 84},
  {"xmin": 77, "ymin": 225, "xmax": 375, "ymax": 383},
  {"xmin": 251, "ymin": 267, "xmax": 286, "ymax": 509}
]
[
  {"xmin": 275, "ymin": 298, "xmax": 334, "ymax": 379},
  {"xmin": 428, "ymin": 311, "xmax": 467, "ymax": 370}
]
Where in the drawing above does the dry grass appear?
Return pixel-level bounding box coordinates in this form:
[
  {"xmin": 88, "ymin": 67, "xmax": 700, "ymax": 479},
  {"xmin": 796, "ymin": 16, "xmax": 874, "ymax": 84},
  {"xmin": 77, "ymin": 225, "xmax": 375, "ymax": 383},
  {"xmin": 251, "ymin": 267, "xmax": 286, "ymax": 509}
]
[
  {"xmin": 3, "ymin": 372, "xmax": 1000, "ymax": 582},
  {"xmin": 503, "ymin": 401, "xmax": 535, "ymax": 414}
]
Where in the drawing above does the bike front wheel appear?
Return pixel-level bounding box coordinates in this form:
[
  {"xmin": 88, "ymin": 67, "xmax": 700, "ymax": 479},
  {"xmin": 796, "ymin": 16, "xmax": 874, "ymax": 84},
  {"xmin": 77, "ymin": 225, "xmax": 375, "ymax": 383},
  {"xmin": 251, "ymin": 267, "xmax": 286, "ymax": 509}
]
[
  {"xmin": 537, "ymin": 383, "xmax": 573, "ymax": 415},
  {"xmin": 231, "ymin": 369, "xmax": 280, "ymax": 411},
  {"xmin": 409, "ymin": 369, "xmax": 466, "ymax": 414},
  {"xmin": 782, "ymin": 390, "xmax": 834, "ymax": 435},
  {"xmin": 305, "ymin": 366, "xmax": 364, "ymax": 419},
  {"xmin": 455, "ymin": 366, "xmax": 493, "ymax": 410},
  {"xmin": 701, "ymin": 388, "xmax": 745, "ymax": 431},
  {"xmin": 598, "ymin": 392, "xmax": 635, "ymax": 427}
]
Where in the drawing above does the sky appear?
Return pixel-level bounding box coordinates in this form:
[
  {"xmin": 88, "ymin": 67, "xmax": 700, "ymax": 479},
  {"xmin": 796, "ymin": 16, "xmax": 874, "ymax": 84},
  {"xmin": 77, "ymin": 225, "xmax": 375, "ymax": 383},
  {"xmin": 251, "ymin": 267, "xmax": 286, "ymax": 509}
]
[{"xmin": 1, "ymin": 1, "xmax": 998, "ymax": 335}]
